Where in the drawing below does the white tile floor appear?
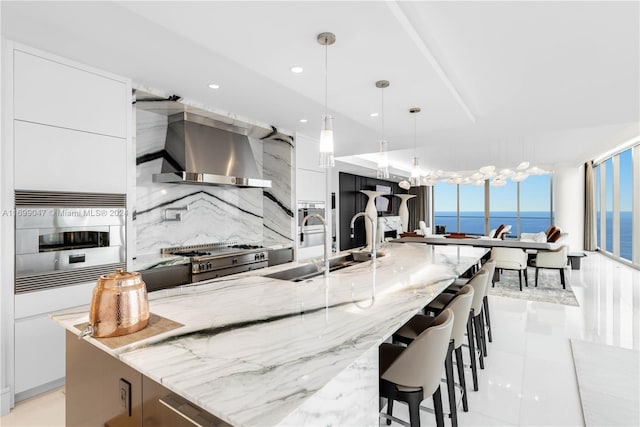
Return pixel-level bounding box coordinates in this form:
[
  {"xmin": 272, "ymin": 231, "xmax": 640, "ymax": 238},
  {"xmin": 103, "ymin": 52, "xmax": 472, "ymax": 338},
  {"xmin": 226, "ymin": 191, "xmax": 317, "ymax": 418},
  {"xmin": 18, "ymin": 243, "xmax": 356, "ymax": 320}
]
[{"xmin": 1, "ymin": 251, "xmax": 638, "ymax": 427}]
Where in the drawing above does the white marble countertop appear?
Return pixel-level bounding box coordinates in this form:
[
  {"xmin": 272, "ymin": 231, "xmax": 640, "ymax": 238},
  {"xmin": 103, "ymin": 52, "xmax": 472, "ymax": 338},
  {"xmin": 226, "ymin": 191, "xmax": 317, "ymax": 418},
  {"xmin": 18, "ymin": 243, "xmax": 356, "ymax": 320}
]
[
  {"xmin": 130, "ymin": 253, "xmax": 191, "ymax": 271},
  {"xmin": 52, "ymin": 243, "xmax": 488, "ymax": 426}
]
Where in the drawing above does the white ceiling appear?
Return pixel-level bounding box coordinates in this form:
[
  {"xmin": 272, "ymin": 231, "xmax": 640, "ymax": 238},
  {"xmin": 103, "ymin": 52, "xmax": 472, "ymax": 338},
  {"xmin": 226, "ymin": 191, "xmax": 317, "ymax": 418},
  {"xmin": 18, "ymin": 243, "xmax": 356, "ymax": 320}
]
[{"xmin": 2, "ymin": 1, "xmax": 638, "ymax": 175}]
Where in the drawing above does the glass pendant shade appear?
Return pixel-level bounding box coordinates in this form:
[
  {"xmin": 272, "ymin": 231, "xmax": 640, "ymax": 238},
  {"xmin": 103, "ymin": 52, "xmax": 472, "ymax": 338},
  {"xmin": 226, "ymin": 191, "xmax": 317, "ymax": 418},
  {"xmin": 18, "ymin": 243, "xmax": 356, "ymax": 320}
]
[
  {"xmin": 319, "ymin": 114, "xmax": 335, "ymax": 168},
  {"xmin": 377, "ymin": 140, "xmax": 389, "ymax": 178},
  {"xmin": 410, "ymin": 156, "xmax": 420, "ymax": 186}
]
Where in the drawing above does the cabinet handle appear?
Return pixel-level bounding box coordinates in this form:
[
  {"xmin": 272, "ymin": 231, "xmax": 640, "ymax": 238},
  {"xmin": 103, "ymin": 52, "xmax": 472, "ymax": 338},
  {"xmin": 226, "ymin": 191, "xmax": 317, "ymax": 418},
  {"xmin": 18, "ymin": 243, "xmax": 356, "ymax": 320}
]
[{"xmin": 158, "ymin": 394, "xmax": 205, "ymax": 427}]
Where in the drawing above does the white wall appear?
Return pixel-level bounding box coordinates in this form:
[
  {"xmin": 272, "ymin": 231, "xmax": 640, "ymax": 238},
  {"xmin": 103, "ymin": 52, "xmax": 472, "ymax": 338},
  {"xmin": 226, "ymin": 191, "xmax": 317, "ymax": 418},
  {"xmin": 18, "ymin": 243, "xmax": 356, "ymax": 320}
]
[{"xmin": 553, "ymin": 163, "xmax": 585, "ymax": 251}]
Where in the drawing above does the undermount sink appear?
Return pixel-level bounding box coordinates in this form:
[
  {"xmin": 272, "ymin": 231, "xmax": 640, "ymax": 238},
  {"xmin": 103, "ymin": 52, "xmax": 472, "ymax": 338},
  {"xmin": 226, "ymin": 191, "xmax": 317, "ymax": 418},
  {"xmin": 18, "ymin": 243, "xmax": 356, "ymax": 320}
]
[{"xmin": 261, "ymin": 251, "xmax": 384, "ymax": 282}]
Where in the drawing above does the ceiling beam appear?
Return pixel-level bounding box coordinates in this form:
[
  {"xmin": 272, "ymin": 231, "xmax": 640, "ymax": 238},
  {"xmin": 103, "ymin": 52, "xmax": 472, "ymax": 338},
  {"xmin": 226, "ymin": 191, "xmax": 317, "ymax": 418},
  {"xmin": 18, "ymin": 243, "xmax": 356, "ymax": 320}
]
[{"xmin": 386, "ymin": 0, "xmax": 476, "ymax": 124}]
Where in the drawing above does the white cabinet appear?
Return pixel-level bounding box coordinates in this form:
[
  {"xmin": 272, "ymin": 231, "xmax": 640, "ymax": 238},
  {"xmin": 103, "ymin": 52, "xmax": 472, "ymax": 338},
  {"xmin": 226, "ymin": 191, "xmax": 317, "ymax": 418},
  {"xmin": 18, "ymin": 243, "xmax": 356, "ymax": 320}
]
[
  {"xmin": 14, "ymin": 49, "xmax": 127, "ymax": 138},
  {"xmin": 14, "ymin": 120, "xmax": 127, "ymax": 193},
  {"xmin": 13, "ymin": 282, "xmax": 95, "ymax": 400},
  {"xmin": 296, "ymin": 169, "xmax": 326, "ymax": 202},
  {"xmin": 14, "ymin": 316, "xmax": 65, "ymax": 397},
  {"xmin": 295, "ymin": 133, "xmax": 326, "ymax": 201}
]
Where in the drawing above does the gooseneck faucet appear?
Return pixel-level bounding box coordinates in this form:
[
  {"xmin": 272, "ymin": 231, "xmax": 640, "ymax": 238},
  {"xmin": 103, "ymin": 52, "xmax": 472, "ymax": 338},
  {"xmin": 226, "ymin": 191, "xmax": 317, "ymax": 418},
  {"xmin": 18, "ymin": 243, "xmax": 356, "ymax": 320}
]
[
  {"xmin": 301, "ymin": 213, "xmax": 330, "ymax": 277},
  {"xmin": 349, "ymin": 212, "xmax": 377, "ymax": 264}
]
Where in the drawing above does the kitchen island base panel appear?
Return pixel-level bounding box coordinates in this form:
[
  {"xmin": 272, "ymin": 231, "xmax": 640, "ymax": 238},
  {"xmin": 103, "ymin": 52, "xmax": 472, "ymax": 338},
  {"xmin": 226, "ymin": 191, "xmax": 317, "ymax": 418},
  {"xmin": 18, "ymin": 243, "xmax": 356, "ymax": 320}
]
[
  {"xmin": 66, "ymin": 331, "xmax": 228, "ymax": 427},
  {"xmin": 66, "ymin": 331, "xmax": 142, "ymax": 427}
]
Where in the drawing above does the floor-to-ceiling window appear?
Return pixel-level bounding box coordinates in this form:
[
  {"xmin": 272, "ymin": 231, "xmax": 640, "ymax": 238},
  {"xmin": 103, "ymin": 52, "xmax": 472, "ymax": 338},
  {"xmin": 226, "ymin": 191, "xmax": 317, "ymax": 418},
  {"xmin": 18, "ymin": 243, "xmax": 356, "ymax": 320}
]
[
  {"xmin": 433, "ymin": 182, "xmax": 457, "ymax": 233},
  {"xmin": 433, "ymin": 174, "xmax": 554, "ymax": 237},
  {"xmin": 605, "ymin": 157, "xmax": 614, "ymax": 253},
  {"xmin": 595, "ymin": 142, "xmax": 639, "ymax": 267},
  {"xmin": 459, "ymin": 184, "xmax": 484, "ymax": 235},
  {"xmin": 595, "ymin": 163, "xmax": 602, "ymax": 249},
  {"xmin": 619, "ymin": 150, "xmax": 633, "ymax": 261},
  {"xmin": 489, "ymin": 179, "xmax": 517, "ymax": 235},
  {"xmin": 519, "ymin": 174, "xmax": 554, "ymax": 234}
]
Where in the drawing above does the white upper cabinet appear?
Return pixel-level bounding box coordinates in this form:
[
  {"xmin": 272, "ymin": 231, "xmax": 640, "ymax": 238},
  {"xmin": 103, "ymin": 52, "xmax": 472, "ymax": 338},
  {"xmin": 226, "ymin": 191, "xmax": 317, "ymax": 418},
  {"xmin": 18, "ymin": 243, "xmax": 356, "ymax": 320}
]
[
  {"xmin": 295, "ymin": 133, "xmax": 326, "ymax": 201},
  {"xmin": 14, "ymin": 49, "xmax": 128, "ymax": 138},
  {"xmin": 14, "ymin": 120, "xmax": 127, "ymax": 193}
]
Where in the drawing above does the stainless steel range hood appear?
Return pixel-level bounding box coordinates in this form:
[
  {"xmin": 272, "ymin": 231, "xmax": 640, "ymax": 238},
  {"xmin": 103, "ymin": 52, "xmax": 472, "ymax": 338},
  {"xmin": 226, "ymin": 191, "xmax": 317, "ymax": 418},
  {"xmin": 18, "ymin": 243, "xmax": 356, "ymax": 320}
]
[{"xmin": 152, "ymin": 112, "xmax": 271, "ymax": 188}]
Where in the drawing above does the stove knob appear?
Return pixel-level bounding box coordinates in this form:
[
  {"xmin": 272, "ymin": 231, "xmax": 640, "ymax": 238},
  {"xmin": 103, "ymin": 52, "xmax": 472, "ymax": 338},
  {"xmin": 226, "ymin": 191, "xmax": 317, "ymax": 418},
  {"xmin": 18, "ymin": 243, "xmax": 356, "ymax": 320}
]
[
  {"xmin": 254, "ymin": 254, "xmax": 259, "ymax": 261},
  {"xmin": 207, "ymin": 262, "xmax": 212, "ymax": 269},
  {"xmin": 199, "ymin": 263, "xmax": 206, "ymax": 271},
  {"xmin": 232, "ymin": 258, "xmax": 238, "ymax": 265}
]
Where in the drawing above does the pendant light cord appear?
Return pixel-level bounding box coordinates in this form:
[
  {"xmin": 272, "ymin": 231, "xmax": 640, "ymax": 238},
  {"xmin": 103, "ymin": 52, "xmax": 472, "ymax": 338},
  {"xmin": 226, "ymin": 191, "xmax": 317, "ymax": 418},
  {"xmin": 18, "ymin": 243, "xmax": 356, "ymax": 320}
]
[
  {"xmin": 414, "ymin": 112, "xmax": 417, "ymax": 155},
  {"xmin": 381, "ymin": 88, "xmax": 385, "ymax": 139},
  {"xmin": 324, "ymin": 42, "xmax": 328, "ymax": 116}
]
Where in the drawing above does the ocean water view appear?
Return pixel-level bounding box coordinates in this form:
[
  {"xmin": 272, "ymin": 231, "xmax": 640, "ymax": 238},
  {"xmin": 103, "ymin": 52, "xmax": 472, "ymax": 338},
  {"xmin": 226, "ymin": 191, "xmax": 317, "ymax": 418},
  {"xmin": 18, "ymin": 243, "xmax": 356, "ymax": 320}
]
[
  {"xmin": 435, "ymin": 211, "xmax": 633, "ymax": 261},
  {"xmin": 598, "ymin": 211, "xmax": 633, "ymax": 261}
]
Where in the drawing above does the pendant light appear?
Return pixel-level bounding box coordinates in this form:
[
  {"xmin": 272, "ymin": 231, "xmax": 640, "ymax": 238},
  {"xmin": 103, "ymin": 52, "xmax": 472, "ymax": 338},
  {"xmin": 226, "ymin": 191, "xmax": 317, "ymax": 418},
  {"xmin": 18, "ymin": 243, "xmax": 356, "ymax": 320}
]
[
  {"xmin": 376, "ymin": 80, "xmax": 390, "ymax": 179},
  {"xmin": 409, "ymin": 107, "xmax": 421, "ymax": 186},
  {"xmin": 317, "ymin": 32, "xmax": 336, "ymax": 168}
]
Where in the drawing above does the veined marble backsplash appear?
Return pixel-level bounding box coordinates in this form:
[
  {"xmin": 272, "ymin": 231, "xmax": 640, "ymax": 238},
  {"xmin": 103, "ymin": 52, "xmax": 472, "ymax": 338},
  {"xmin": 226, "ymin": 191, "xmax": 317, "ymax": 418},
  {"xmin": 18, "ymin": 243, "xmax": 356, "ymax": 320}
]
[{"xmin": 134, "ymin": 109, "xmax": 294, "ymax": 256}]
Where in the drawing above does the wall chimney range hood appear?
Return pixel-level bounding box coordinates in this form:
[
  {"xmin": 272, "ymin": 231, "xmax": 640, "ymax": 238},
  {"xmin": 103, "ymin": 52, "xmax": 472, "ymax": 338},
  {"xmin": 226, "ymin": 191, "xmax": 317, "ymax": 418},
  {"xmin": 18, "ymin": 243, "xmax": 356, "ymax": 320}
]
[{"xmin": 152, "ymin": 112, "xmax": 272, "ymax": 188}]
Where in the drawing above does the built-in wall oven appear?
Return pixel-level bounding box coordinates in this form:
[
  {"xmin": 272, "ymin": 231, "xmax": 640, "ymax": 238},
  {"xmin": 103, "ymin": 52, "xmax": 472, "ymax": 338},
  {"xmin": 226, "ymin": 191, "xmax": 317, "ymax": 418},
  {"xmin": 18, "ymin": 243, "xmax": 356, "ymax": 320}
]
[
  {"xmin": 297, "ymin": 201, "xmax": 326, "ymax": 248},
  {"xmin": 14, "ymin": 191, "xmax": 126, "ymax": 294}
]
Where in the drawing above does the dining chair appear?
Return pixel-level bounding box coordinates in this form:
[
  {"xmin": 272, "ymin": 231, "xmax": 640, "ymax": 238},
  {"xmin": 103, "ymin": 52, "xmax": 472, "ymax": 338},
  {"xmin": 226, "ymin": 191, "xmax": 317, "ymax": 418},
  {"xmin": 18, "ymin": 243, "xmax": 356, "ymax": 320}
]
[
  {"xmin": 490, "ymin": 247, "xmax": 528, "ymax": 291},
  {"xmin": 380, "ymin": 309, "xmax": 454, "ymax": 427},
  {"xmin": 532, "ymin": 245, "xmax": 568, "ymax": 288}
]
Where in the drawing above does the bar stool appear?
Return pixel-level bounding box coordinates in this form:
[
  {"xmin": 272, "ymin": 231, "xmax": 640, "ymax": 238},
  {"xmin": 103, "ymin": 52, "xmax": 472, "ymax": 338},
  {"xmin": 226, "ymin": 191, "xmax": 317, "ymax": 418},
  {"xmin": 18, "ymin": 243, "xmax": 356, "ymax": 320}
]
[
  {"xmin": 393, "ymin": 285, "xmax": 474, "ymax": 427},
  {"xmin": 380, "ymin": 309, "xmax": 454, "ymax": 427},
  {"xmin": 446, "ymin": 261, "xmax": 496, "ymax": 344},
  {"xmin": 425, "ymin": 270, "xmax": 488, "ymax": 382}
]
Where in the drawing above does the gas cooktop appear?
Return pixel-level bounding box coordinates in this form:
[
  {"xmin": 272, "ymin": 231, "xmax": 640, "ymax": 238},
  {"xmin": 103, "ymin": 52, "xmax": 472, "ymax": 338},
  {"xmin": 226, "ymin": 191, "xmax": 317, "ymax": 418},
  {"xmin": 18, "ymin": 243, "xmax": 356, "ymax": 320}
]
[{"xmin": 161, "ymin": 243, "xmax": 269, "ymax": 282}]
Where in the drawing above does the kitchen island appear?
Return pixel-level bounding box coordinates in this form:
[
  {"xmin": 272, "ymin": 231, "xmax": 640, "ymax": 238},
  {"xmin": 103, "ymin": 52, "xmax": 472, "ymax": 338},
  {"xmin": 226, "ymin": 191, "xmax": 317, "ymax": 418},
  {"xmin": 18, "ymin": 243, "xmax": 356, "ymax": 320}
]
[{"xmin": 53, "ymin": 243, "xmax": 488, "ymax": 426}]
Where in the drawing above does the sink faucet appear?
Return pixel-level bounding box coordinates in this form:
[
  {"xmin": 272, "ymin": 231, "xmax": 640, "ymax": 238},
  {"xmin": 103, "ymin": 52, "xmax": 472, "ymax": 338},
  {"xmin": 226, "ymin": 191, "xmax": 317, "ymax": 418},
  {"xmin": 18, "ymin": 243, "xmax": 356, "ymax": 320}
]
[
  {"xmin": 301, "ymin": 213, "xmax": 329, "ymax": 277},
  {"xmin": 349, "ymin": 212, "xmax": 377, "ymax": 264}
]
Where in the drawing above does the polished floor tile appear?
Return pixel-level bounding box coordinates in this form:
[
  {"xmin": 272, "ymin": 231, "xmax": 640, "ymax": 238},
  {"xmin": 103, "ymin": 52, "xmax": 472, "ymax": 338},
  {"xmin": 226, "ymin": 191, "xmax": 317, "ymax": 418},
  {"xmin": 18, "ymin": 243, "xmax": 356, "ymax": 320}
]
[
  {"xmin": 2, "ymin": 252, "xmax": 638, "ymax": 426},
  {"xmin": 0, "ymin": 387, "xmax": 64, "ymax": 427}
]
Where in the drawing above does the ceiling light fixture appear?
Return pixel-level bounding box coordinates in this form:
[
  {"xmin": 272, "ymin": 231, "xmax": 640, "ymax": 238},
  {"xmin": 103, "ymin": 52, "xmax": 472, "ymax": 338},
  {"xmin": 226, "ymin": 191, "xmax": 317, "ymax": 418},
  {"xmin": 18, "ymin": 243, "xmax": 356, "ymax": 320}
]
[
  {"xmin": 290, "ymin": 66, "xmax": 304, "ymax": 73},
  {"xmin": 299, "ymin": 119, "xmax": 308, "ymax": 123},
  {"xmin": 409, "ymin": 107, "xmax": 421, "ymax": 187},
  {"xmin": 317, "ymin": 32, "xmax": 336, "ymax": 168},
  {"xmin": 208, "ymin": 83, "xmax": 220, "ymax": 89},
  {"xmin": 369, "ymin": 112, "xmax": 379, "ymax": 117},
  {"xmin": 375, "ymin": 80, "xmax": 390, "ymax": 179}
]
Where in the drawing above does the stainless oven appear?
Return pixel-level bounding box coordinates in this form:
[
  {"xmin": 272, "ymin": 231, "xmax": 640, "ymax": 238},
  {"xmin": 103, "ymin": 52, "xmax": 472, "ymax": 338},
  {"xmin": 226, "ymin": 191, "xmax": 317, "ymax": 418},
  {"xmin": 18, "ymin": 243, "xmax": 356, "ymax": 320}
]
[
  {"xmin": 14, "ymin": 191, "xmax": 126, "ymax": 294},
  {"xmin": 297, "ymin": 201, "xmax": 325, "ymax": 248}
]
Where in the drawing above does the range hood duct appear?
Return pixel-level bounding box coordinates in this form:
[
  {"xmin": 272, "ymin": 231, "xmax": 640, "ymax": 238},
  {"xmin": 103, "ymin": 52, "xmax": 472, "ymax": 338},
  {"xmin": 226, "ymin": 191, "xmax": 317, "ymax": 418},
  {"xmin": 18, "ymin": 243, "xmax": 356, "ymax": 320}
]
[{"xmin": 152, "ymin": 112, "xmax": 271, "ymax": 188}]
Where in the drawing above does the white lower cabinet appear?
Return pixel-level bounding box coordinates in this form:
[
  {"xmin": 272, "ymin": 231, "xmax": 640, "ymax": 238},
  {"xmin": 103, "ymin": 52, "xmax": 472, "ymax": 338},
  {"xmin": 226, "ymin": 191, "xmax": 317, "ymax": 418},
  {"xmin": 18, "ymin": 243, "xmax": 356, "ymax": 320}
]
[
  {"xmin": 14, "ymin": 315, "xmax": 65, "ymax": 398},
  {"xmin": 14, "ymin": 282, "xmax": 95, "ymax": 400}
]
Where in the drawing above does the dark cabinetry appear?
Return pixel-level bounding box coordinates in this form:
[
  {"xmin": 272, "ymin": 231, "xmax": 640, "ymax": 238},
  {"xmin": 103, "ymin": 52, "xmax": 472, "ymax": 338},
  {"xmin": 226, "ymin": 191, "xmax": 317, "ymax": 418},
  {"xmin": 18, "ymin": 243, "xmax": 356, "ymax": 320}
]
[
  {"xmin": 66, "ymin": 331, "xmax": 229, "ymax": 427},
  {"xmin": 66, "ymin": 331, "xmax": 142, "ymax": 427},
  {"xmin": 338, "ymin": 172, "xmax": 403, "ymax": 251}
]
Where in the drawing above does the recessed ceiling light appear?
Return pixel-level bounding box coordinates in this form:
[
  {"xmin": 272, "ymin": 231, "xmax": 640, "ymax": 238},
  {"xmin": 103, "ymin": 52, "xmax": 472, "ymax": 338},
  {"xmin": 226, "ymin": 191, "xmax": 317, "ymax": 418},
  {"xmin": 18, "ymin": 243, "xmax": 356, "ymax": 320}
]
[
  {"xmin": 208, "ymin": 83, "xmax": 220, "ymax": 89},
  {"xmin": 370, "ymin": 112, "xmax": 379, "ymax": 117},
  {"xmin": 299, "ymin": 119, "xmax": 308, "ymax": 123},
  {"xmin": 290, "ymin": 66, "xmax": 304, "ymax": 74}
]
